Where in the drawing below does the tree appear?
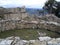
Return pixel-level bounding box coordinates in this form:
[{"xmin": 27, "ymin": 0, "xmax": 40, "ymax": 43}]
[
  {"xmin": 43, "ymin": 0, "xmax": 60, "ymax": 18},
  {"xmin": 54, "ymin": 2, "xmax": 60, "ymax": 18},
  {"xmin": 43, "ymin": 0, "xmax": 56, "ymax": 13}
]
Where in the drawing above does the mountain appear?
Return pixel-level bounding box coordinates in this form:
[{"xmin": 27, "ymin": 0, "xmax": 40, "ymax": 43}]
[{"xmin": 26, "ymin": 8, "xmax": 43, "ymax": 15}]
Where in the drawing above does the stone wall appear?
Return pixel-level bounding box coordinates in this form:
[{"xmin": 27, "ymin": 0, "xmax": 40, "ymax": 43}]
[
  {"xmin": 0, "ymin": 19, "xmax": 60, "ymax": 33},
  {"xmin": 0, "ymin": 20, "xmax": 38, "ymax": 32},
  {"xmin": 2, "ymin": 6, "xmax": 28, "ymax": 20}
]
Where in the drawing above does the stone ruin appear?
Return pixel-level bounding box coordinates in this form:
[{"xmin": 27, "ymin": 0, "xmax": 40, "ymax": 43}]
[
  {"xmin": 0, "ymin": 36, "xmax": 60, "ymax": 45},
  {"xmin": 4, "ymin": 6, "xmax": 28, "ymax": 20},
  {"xmin": 0, "ymin": 7, "xmax": 60, "ymax": 33},
  {"xmin": 0, "ymin": 6, "xmax": 30, "ymax": 31}
]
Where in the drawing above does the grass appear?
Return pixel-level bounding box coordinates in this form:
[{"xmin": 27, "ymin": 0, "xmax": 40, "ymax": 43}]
[{"xmin": 0, "ymin": 29, "xmax": 60, "ymax": 40}]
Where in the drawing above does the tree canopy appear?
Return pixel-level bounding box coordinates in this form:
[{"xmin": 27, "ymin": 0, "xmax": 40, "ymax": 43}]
[{"xmin": 43, "ymin": 0, "xmax": 60, "ymax": 18}]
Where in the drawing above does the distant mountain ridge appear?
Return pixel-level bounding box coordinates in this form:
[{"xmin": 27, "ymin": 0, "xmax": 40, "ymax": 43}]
[
  {"xmin": 0, "ymin": 6, "xmax": 43, "ymax": 15},
  {"xmin": 26, "ymin": 8, "xmax": 43, "ymax": 15}
]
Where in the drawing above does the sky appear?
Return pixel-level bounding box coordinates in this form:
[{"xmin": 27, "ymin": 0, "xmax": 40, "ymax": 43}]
[{"xmin": 0, "ymin": 0, "xmax": 60, "ymax": 8}]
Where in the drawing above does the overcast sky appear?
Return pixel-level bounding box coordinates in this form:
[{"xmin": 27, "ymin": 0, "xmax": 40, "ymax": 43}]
[{"xmin": 0, "ymin": 0, "xmax": 60, "ymax": 8}]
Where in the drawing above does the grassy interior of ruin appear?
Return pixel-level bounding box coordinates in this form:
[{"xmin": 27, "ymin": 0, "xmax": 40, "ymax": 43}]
[{"xmin": 0, "ymin": 29, "xmax": 60, "ymax": 40}]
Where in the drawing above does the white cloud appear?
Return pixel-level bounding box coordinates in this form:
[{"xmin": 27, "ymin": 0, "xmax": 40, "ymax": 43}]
[
  {"xmin": 19, "ymin": 0, "xmax": 47, "ymax": 8},
  {"xmin": 56, "ymin": 0, "xmax": 60, "ymax": 1},
  {"xmin": 0, "ymin": 0, "xmax": 59, "ymax": 8},
  {"xmin": 0, "ymin": 0, "xmax": 47, "ymax": 8}
]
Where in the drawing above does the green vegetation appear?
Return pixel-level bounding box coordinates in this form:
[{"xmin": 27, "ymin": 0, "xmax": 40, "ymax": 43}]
[
  {"xmin": 43, "ymin": 0, "xmax": 60, "ymax": 18},
  {"xmin": 0, "ymin": 29, "xmax": 60, "ymax": 40}
]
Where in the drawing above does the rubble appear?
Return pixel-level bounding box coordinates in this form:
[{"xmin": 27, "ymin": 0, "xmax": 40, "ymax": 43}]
[
  {"xmin": 38, "ymin": 36, "xmax": 51, "ymax": 41},
  {"xmin": 0, "ymin": 36, "xmax": 60, "ymax": 45},
  {"xmin": 0, "ymin": 40, "xmax": 13, "ymax": 45}
]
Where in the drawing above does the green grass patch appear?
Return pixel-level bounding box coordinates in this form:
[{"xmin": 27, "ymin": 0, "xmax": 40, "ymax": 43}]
[{"xmin": 0, "ymin": 29, "xmax": 60, "ymax": 40}]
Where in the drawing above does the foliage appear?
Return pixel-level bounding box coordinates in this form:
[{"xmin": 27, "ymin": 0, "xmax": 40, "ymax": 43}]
[{"xmin": 43, "ymin": 0, "xmax": 60, "ymax": 18}]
